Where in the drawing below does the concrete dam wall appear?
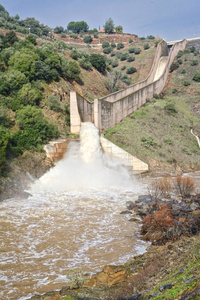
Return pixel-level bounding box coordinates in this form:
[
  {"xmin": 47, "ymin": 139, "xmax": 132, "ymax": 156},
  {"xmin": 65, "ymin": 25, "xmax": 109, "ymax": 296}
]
[{"xmin": 70, "ymin": 38, "xmax": 187, "ymax": 133}]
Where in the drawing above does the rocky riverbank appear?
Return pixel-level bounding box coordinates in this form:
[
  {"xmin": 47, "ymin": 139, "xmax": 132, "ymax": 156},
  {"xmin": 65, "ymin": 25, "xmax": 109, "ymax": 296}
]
[{"xmin": 28, "ymin": 192, "xmax": 200, "ymax": 300}]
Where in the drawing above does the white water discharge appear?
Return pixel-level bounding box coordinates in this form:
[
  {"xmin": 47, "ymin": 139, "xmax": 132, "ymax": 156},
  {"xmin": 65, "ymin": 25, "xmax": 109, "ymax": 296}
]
[{"xmin": 0, "ymin": 122, "xmax": 146, "ymax": 300}]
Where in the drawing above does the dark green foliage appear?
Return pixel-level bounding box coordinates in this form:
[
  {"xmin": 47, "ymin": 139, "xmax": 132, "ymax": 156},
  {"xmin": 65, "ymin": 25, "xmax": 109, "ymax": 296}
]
[
  {"xmin": 181, "ymin": 69, "xmax": 186, "ymax": 74},
  {"xmin": 111, "ymin": 58, "xmax": 118, "ymax": 68},
  {"xmin": 141, "ymin": 136, "xmax": 157, "ymax": 147},
  {"xmin": 2, "ymin": 31, "xmax": 19, "ymax": 48},
  {"xmin": 177, "ymin": 59, "xmax": 183, "ymax": 64},
  {"xmin": 70, "ymin": 48, "xmax": 81, "ymax": 60},
  {"xmin": 54, "ymin": 26, "xmax": 64, "ymax": 34},
  {"xmin": 117, "ymin": 42, "xmax": 124, "ymax": 50},
  {"xmin": 191, "ymin": 59, "xmax": 198, "ymax": 66},
  {"xmin": 104, "ymin": 17, "xmax": 114, "ymax": 34},
  {"xmin": 193, "ymin": 50, "xmax": 199, "ymax": 56},
  {"xmin": 69, "ymin": 32, "xmax": 78, "ymax": 39},
  {"xmin": 67, "ymin": 60, "xmax": 81, "ymax": 80},
  {"xmin": 153, "ymin": 93, "xmax": 159, "ymax": 99},
  {"xmin": 103, "ymin": 47, "xmax": 112, "ymax": 54},
  {"xmin": 102, "ymin": 41, "xmax": 110, "ymax": 48},
  {"xmin": 144, "ymin": 43, "xmax": 150, "ymax": 50},
  {"xmin": 0, "ymin": 47, "xmax": 15, "ymax": 66},
  {"xmin": 134, "ymin": 48, "xmax": 141, "ymax": 55},
  {"xmin": 164, "ymin": 103, "xmax": 177, "ymax": 115},
  {"xmin": 11, "ymin": 106, "xmax": 59, "ymax": 154},
  {"xmin": 129, "ymin": 39, "xmax": 133, "ymax": 43},
  {"xmin": 127, "ymin": 55, "xmax": 135, "ymax": 62},
  {"xmin": 189, "ymin": 46, "xmax": 196, "ymax": 53},
  {"xmin": 120, "ymin": 52, "xmax": 128, "ymax": 61},
  {"xmin": 170, "ymin": 62, "xmax": 179, "ymax": 72},
  {"xmin": 128, "ymin": 47, "xmax": 135, "ymax": 53},
  {"xmin": 115, "ymin": 25, "xmax": 123, "ymax": 33},
  {"xmin": 94, "ymin": 33, "xmax": 98, "ymax": 39},
  {"xmin": 121, "ymin": 65, "xmax": 126, "ymax": 70},
  {"xmin": 110, "ymin": 51, "xmax": 116, "ymax": 57},
  {"xmin": 0, "ymin": 106, "xmax": 12, "ymax": 127},
  {"xmin": 172, "ymin": 88, "xmax": 177, "ymax": 93},
  {"xmin": 121, "ymin": 74, "xmax": 131, "ymax": 85},
  {"xmin": 83, "ymin": 35, "xmax": 93, "ymax": 44},
  {"xmin": 176, "ymin": 50, "xmax": 183, "ymax": 58},
  {"xmin": 193, "ymin": 71, "xmax": 200, "ymax": 82},
  {"xmin": 17, "ymin": 83, "xmax": 43, "ymax": 106},
  {"xmin": 0, "ymin": 125, "xmax": 10, "ymax": 174},
  {"xmin": 110, "ymin": 41, "xmax": 116, "ymax": 48},
  {"xmin": 126, "ymin": 67, "xmax": 137, "ymax": 74},
  {"xmin": 0, "ymin": 70, "xmax": 27, "ymax": 96},
  {"xmin": 140, "ymin": 37, "xmax": 145, "ymax": 40},
  {"xmin": 25, "ymin": 35, "xmax": 37, "ymax": 45},
  {"xmin": 89, "ymin": 53, "xmax": 106, "ymax": 73},
  {"xmin": 49, "ymin": 95, "xmax": 62, "ymax": 112},
  {"xmin": 78, "ymin": 57, "xmax": 92, "ymax": 70},
  {"xmin": 183, "ymin": 80, "xmax": 190, "ymax": 86},
  {"xmin": 67, "ymin": 21, "xmax": 88, "ymax": 33},
  {"xmin": 60, "ymin": 33, "xmax": 66, "ymax": 38},
  {"xmin": 147, "ymin": 35, "xmax": 155, "ymax": 40},
  {"xmin": 34, "ymin": 60, "xmax": 52, "ymax": 82}
]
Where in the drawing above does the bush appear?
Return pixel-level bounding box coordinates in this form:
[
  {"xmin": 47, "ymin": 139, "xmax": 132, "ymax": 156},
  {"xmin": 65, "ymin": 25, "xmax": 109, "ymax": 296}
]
[
  {"xmin": 102, "ymin": 41, "xmax": 110, "ymax": 48},
  {"xmin": 121, "ymin": 65, "xmax": 126, "ymax": 70},
  {"xmin": 121, "ymin": 74, "xmax": 131, "ymax": 85},
  {"xmin": 110, "ymin": 51, "xmax": 116, "ymax": 57},
  {"xmin": 164, "ymin": 102, "xmax": 177, "ymax": 115},
  {"xmin": 148, "ymin": 175, "xmax": 172, "ymax": 199},
  {"xmin": 144, "ymin": 43, "xmax": 150, "ymax": 50},
  {"xmin": 117, "ymin": 42, "xmax": 124, "ymax": 50},
  {"xmin": 126, "ymin": 67, "xmax": 137, "ymax": 74},
  {"xmin": 134, "ymin": 48, "xmax": 141, "ymax": 55},
  {"xmin": 89, "ymin": 53, "xmax": 106, "ymax": 73},
  {"xmin": 177, "ymin": 58, "xmax": 183, "ymax": 64},
  {"xmin": 0, "ymin": 125, "xmax": 11, "ymax": 175},
  {"xmin": 193, "ymin": 50, "xmax": 199, "ymax": 56},
  {"xmin": 189, "ymin": 46, "xmax": 196, "ymax": 53},
  {"xmin": 147, "ymin": 35, "xmax": 155, "ymax": 40},
  {"xmin": 78, "ymin": 57, "xmax": 92, "ymax": 70},
  {"xmin": 111, "ymin": 58, "xmax": 118, "ymax": 68},
  {"xmin": 11, "ymin": 106, "xmax": 59, "ymax": 154},
  {"xmin": 128, "ymin": 47, "xmax": 135, "ymax": 53},
  {"xmin": 17, "ymin": 83, "xmax": 43, "ymax": 106},
  {"xmin": 193, "ymin": 71, "xmax": 200, "ymax": 82},
  {"xmin": 120, "ymin": 52, "xmax": 128, "ymax": 61},
  {"xmin": 183, "ymin": 80, "xmax": 190, "ymax": 86},
  {"xmin": 49, "ymin": 95, "xmax": 62, "ymax": 112},
  {"xmin": 170, "ymin": 62, "xmax": 179, "ymax": 72},
  {"xmin": 172, "ymin": 88, "xmax": 177, "ymax": 93},
  {"xmin": 103, "ymin": 47, "xmax": 112, "ymax": 54},
  {"xmin": 153, "ymin": 93, "xmax": 159, "ymax": 99},
  {"xmin": 181, "ymin": 69, "xmax": 186, "ymax": 74},
  {"xmin": 25, "ymin": 35, "xmax": 37, "ymax": 45},
  {"xmin": 191, "ymin": 59, "xmax": 198, "ymax": 66},
  {"xmin": 110, "ymin": 41, "xmax": 116, "ymax": 48},
  {"xmin": 67, "ymin": 60, "xmax": 81, "ymax": 80},
  {"xmin": 127, "ymin": 55, "xmax": 135, "ymax": 62},
  {"xmin": 60, "ymin": 33, "xmax": 66, "ymax": 38},
  {"xmin": 173, "ymin": 175, "xmax": 195, "ymax": 196},
  {"xmin": 129, "ymin": 39, "xmax": 133, "ymax": 43},
  {"xmin": 176, "ymin": 50, "xmax": 183, "ymax": 58},
  {"xmin": 83, "ymin": 35, "xmax": 93, "ymax": 44},
  {"xmin": 94, "ymin": 33, "xmax": 98, "ymax": 39}
]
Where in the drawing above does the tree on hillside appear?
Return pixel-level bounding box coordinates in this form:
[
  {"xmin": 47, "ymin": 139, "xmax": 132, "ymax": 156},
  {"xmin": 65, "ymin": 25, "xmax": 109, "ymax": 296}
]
[
  {"xmin": 90, "ymin": 54, "xmax": 106, "ymax": 73},
  {"xmin": 54, "ymin": 26, "xmax": 64, "ymax": 34},
  {"xmin": 115, "ymin": 25, "xmax": 123, "ymax": 34},
  {"xmin": 104, "ymin": 18, "xmax": 115, "ymax": 34},
  {"xmin": 67, "ymin": 21, "xmax": 89, "ymax": 33}
]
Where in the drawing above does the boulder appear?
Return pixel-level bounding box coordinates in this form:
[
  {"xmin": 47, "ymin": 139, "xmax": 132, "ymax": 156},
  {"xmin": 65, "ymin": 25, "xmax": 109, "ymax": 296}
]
[{"xmin": 126, "ymin": 201, "xmax": 135, "ymax": 210}]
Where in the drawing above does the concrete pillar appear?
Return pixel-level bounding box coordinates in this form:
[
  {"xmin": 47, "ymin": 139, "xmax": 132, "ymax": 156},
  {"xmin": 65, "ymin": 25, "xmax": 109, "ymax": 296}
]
[
  {"xmin": 94, "ymin": 98, "xmax": 99, "ymax": 128},
  {"xmin": 70, "ymin": 91, "xmax": 81, "ymax": 134}
]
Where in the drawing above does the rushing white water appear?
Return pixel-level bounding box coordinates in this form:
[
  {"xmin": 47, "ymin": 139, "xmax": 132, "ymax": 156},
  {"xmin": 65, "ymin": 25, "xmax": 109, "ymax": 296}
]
[{"xmin": 0, "ymin": 122, "xmax": 146, "ymax": 300}]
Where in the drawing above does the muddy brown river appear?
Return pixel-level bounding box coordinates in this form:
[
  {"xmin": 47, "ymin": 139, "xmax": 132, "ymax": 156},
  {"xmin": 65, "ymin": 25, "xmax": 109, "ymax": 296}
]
[{"xmin": 1, "ymin": 123, "xmax": 199, "ymax": 300}]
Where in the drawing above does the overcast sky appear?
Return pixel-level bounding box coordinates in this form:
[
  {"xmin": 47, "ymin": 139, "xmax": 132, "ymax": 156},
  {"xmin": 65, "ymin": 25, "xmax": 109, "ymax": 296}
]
[{"xmin": 1, "ymin": 0, "xmax": 200, "ymax": 41}]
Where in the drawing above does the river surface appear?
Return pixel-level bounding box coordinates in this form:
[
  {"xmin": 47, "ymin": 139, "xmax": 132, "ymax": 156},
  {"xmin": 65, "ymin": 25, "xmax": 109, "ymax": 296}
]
[
  {"xmin": 1, "ymin": 122, "xmax": 199, "ymax": 300},
  {"xmin": 0, "ymin": 123, "xmax": 148, "ymax": 300}
]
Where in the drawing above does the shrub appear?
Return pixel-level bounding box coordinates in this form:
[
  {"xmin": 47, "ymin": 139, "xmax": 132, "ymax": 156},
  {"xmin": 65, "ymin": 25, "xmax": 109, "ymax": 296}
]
[
  {"xmin": 134, "ymin": 48, "xmax": 141, "ymax": 55},
  {"xmin": 189, "ymin": 46, "xmax": 196, "ymax": 53},
  {"xmin": 126, "ymin": 67, "xmax": 137, "ymax": 74},
  {"xmin": 78, "ymin": 57, "xmax": 92, "ymax": 70},
  {"xmin": 172, "ymin": 88, "xmax": 177, "ymax": 93},
  {"xmin": 11, "ymin": 106, "xmax": 59, "ymax": 154},
  {"xmin": 148, "ymin": 176, "xmax": 172, "ymax": 199},
  {"xmin": 111, "ymin": 58, "xmax": 118, "ymax": 68},
  {"xmin": 127, "ymin": 55, "xmax": 135, "ymax": 62},
  {"xmin": 83, "ymin": 35, "xmax": 93, "ymax": 44},
  {"xmin": 193, "ymin": 71, "xmax": 200, "ymax": 82},
  {"xmin": 25, "ymin": 34, "xmax": 37, "ymax": 45},
  {"xmin": 120, "ymin": 52, "xmax": 128, "ymax": 61},
  {"xmin": 153, "ymin": 93, "xmax": 159, "ymax": 99},
  {"xmin": 140, "ymin": 37, "xmax": 145, "ymax": 40},
  {"xmin": 110, "ymin": 41, "xmax": 116, "ymax": 48},
  {"xmin": 0, "ymin": 126, "xmax": 11, "ymax": 175},
  {"xmin": 141, "ymin": 136, "xmax": 157, "ymax": 148},
  {"xmin": 69, "ymin": 33, "xmax": 78, "ymax": 39},
  {"xmin": 60, "ymin": 33, "xmax": 66, "ymax": 38},
  {"xmin": 128, "ymin": 47, "xmax": 135, "ymax": 53},
  {"xmin": 177, "ymin": 58, "xmax": 183, "ymax": 64},
  {"xmin": 102, "ymin": 41, "xmax": 109, "ymax": 48},
  {"xmin": 121, "ymin": 74, "xmax": 131, "ymax": 85},
  {"xmin": 17, "ymin": 83, "xmax": 43, "ymax": 106},
  {"xmin": 129, "ymin": 39, "xmax": 133, "ymax": 43},
  {"xmin": 110, "ymin": 51, "xmax": 116, "ymax": 57},
  {"xmin": 117, "ymin": 42, "xmax": 124, "ymax": 50},
  {"xmin": 191, "ymin": 59, "xmax": 198, "ymax": 66},
  {"xmin": 170, "ymin": 62, "xmax": 179, "ymax": 72},
  {"xmin": 49, "ymin": 95, "xmax": 62, "ymax": 112},
  {"xmin": 89, "ymin": 53, "xmax": 106, "ymax": 73},
  {"xmin": 164, "ymin": 102, "xmax": 177, "ymax": 115},
  {"xmin": 147, "ymin": 35, "xmax": 155, "ymax": 40},
  {"xmin": 193, "ymin": 50, "xmax": 199, "ymax": 56},
  {"xmin": 70, "ymin": 48, "xmax": 81, "ymax": 60},
  {"xmin": 173, "ymin": 175, "xmax": 195, "ymax": 196},
  {"xmin": 67, "ymin": 60, "xmax": 81, "ymax": 80},
  {"xmin": 121, "ymin": 65, "xmax": 126, "ymax": 70},
  {"xmin": 103, "ymin": 47, "xmax": 112, "ymax": 54},
  {"xmin": 176, "ymin": 50, "xmax": 183, "ymax": 58},
  {"xmin": 183, "ymin": 80, "xmax": 190, "ymax": 86},
  {"xmin": 144, "ymin": 43, "xmax": 150, "ymax": 50},
  {"xmin": 181, "ymin": 69, "xmax": 186, "ymax": 74}
]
